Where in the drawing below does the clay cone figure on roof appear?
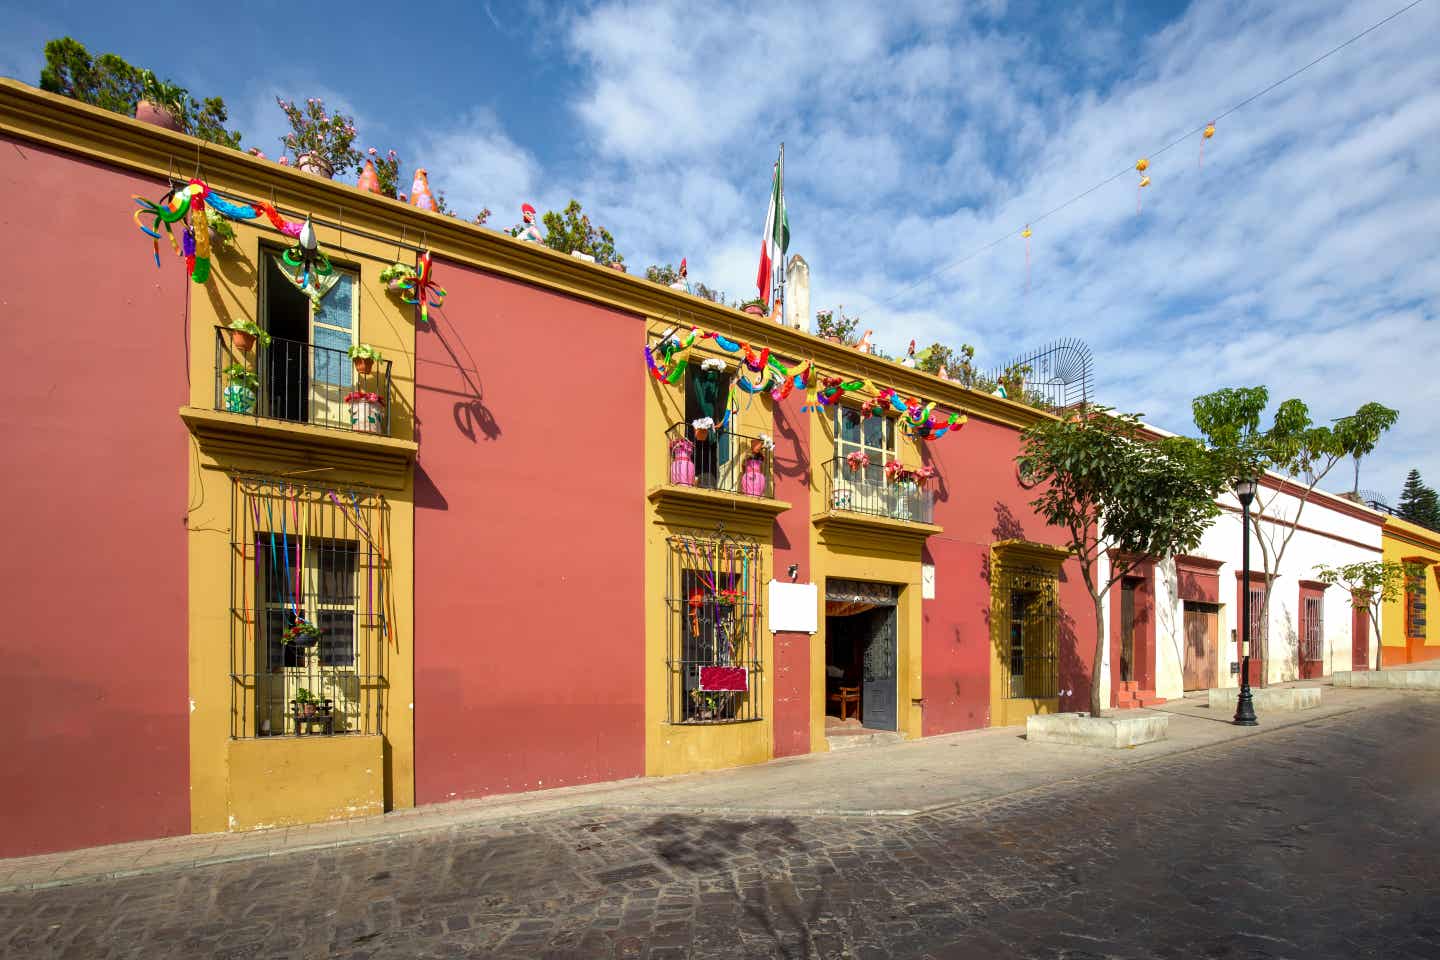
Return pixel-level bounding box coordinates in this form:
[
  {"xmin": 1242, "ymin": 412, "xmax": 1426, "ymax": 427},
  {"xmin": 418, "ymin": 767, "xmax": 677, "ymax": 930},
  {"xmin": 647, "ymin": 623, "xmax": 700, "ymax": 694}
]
[
  {"xmin": 357, "ymin": 159, "xmax": 381, "ymax": 194},
  {"xmin": 410, "ymin": 169, "xmax": 436, "ymax": 211}
]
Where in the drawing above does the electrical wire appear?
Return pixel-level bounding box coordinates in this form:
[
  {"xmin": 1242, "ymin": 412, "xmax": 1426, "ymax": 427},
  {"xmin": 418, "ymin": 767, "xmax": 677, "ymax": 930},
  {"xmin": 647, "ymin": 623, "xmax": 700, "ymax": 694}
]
[{"xmin": 872, "ymin": 0, "xmax": 1427, "ymax": 309}]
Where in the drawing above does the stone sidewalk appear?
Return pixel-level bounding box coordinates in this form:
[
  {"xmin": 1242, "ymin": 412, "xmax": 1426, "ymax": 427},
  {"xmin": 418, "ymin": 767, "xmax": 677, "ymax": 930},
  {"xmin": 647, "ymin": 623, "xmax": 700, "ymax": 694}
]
[{"xmin": 0, "ymin": 684, "xmax": 1418, "ymax": 894}]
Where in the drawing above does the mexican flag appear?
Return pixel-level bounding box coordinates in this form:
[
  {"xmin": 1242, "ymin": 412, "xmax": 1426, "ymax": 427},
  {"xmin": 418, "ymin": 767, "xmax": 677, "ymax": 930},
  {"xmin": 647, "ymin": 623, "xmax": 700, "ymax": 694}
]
[{"xmin": 756, "ymin": 146, "xmax": 790, "ymax": 307}]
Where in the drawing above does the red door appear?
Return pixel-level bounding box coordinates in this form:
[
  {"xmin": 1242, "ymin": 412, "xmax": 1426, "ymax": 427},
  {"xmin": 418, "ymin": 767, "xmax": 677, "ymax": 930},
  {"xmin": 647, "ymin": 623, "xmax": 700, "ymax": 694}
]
[
  {"xmin": 1237, "ymin": 579, "xmax": 1266, "ymax": 687},
  {"xmin": 1352, "ymin": 597, "xmax": 1371, "ymax": 671}
]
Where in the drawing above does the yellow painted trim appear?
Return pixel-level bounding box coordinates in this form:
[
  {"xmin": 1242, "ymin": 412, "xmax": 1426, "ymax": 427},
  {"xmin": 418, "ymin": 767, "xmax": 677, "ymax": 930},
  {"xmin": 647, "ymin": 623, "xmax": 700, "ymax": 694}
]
[
  {"xmin": 992, "ymin": 539, "xmax": 1071, "ymax": 568},
  {"xmin": 226, "ymin": 736, "xmax": 384, "ymax": 831},
  {"xmin": 812, "ymin": 511, "xmax": 942, "ymax": 545},
  {"xmin": 647, "ymin": 485, "xmax": 792, "ymax": 527},
  {"xmin": 988, "ymin": 543, "xmax": 1065, "ymax": 726}
]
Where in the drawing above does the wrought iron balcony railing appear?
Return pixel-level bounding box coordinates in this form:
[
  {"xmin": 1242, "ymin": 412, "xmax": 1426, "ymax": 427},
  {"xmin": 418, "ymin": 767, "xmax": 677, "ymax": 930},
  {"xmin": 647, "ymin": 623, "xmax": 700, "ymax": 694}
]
[
  {"xmin": 214, "ymin": 326, "xmax": 393, "ymax": 436},
  {"xmin": 823, "ymin": 457, "xmax": 935, "ymax": 524},
  {"xmin": 664, "ymin": 422, "xmax": 774, "ymax": 499}
]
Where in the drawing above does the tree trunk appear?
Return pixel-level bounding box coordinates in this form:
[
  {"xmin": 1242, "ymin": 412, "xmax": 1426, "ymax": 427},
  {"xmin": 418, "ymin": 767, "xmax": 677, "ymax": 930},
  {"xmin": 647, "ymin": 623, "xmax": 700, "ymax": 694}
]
[
  {"xmin": 1091, "ymin": 591, "xmax": 1107, "ymax": 717},
  {"xmin": 1372, "ymin": 608, "xmax": 1383, "ymax": 672}
]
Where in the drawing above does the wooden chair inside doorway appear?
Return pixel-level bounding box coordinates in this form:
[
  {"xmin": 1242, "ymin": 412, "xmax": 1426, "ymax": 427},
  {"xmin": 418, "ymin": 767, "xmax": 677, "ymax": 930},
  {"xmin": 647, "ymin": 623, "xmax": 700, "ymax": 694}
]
[{"xmin": 829, "ymin": 685, "xmax": 860, "ymax": 721}]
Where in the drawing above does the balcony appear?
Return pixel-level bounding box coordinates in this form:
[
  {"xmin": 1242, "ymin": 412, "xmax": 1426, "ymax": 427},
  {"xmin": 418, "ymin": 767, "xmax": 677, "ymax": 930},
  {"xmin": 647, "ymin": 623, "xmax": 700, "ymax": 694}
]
[
  {"xmin": 650, "ymin": 423, "xmax": 790, "ymax": 527},
  {"xmin": 664, "ymin": 422, "xmax": 774, "ymax": 498},
  {"xmin": 822, "ymin": 457, "xmax": 936, "ymax": 524},
  {"xmin": 213, "ymin": 326, "xmax": 393, "ymax": 437}
]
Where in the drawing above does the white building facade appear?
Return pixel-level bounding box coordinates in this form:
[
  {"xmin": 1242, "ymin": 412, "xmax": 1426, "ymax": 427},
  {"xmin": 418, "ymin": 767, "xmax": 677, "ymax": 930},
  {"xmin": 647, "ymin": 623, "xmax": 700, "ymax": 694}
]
[{"xmin": 1095, "ymin": 477, "xmax": 1385, "ymax": 708}]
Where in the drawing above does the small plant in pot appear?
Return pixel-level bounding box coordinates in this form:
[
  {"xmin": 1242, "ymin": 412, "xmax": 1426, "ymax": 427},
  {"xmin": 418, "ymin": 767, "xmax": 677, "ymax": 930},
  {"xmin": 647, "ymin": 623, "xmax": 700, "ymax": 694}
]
[
  {"xmin": 206, "ymin": 208, "xmax": 236, "ymax": 248},
  {"xmin": 845, "ymin": 451, "xmax": 871, "ymax": 474},
  {"xmin": 226, "ymin": 320, "xmax": 270, "ymax": 353},
  {"xmin": 349, "ymin": 343, "xmax": 383, "ymax": 375},
  {"xmin": 345, "ymin": 390, "xmax": 386, "ymax": 434},
  {"xmin": 221, "ymin": 363, "xmax": 258, "ymax": 414},
  {"xmin": 275, "ymin": 96, "xmax": 361, "ymax": 179},
  {"xmin": 282, "ymin": 616, "xmax": 323, "ymax": 647},
  {"xmin": 691, "ymin": 416, "xmax": 715, "ymax": 442},
  {"xmin": 291, "ymin": 687, "xmax": 333, "ymax": 721},
  {"xmin": 739, "ymin": 297, "xmax": 768, "ymax": 317}
]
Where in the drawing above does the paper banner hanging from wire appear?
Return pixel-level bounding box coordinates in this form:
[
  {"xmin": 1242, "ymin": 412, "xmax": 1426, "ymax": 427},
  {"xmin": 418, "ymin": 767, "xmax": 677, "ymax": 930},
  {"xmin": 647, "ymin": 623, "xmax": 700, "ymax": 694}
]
[
  {"xmin": 1021, "ymin": 225, "xmax": 1032, "ymax": 293},
  {"xmin": 132, "ymin": 180, "xmax": 212, "ymax": 283},
  {"xmin": 1200, "ymin": 121, "xmax": 1215, "ymax": 168},
  {"xmin": 1135, "ymin": 158, "xmax": 1150, "ymax": 214},
  {"xmin": 394, "ymin": 251, "xmax": 448, "ymax": 325}
]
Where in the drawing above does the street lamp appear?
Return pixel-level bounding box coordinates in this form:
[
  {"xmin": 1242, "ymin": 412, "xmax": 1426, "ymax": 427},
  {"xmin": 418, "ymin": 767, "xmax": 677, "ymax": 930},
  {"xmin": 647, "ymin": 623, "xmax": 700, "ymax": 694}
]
[{"xmin": 1233, "ymin": 476, "xmax": 1258, "ymax": 726}]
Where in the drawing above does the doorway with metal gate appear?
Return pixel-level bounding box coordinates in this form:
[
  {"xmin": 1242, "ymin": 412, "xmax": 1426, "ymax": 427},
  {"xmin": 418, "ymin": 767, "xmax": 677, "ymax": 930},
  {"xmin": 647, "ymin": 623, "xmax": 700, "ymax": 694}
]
[{"xmin": 824, "ymin": 579, "xmax": 898, "ymax": 731}]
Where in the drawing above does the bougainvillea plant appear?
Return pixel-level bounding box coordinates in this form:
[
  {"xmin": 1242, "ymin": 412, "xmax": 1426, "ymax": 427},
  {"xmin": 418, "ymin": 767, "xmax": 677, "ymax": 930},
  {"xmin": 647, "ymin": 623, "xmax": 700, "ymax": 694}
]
[
  {"xmin": 884, "ymin": 461, "xmax": 937, "ymax": 484},
  {"xmin": 344, "ymin": 390, "xmax": 385, "ymax": 406},
  {"xmin": 365, "ymin": 146, "xmax": 402, "ymax": 198},
  {"xmin": 276, "ymin": 97, "xmax": 361, "ymax": 175},
  {"xmin": 846, "ymin": 451, "xmax": 871, "ymax": 472}
]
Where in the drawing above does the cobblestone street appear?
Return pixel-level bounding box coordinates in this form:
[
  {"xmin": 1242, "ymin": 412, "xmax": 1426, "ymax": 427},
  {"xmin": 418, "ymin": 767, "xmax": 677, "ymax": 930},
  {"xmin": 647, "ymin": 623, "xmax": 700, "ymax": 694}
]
[{"xmin": 4, "ymin": 697, "xmax": 1438, "ymax": 960}]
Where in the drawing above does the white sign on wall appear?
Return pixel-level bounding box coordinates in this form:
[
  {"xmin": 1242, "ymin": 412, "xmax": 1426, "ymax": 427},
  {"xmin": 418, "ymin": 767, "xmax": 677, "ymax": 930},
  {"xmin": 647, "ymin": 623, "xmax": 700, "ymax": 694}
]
[
  {"xmin": 922, "ymin": 564, "xmax": 936, "ymax": 600},
  {"xmin": 768, "ymin": 581, "xmax": 818, "ymax": 633}
]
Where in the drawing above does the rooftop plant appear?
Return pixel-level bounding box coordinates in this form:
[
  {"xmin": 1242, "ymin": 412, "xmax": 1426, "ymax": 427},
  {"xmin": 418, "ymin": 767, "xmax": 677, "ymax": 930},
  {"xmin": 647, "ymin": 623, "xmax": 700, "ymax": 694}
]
[{"xmin": 276, "ymin": 96, "xmax": 361, "ymax": 175}]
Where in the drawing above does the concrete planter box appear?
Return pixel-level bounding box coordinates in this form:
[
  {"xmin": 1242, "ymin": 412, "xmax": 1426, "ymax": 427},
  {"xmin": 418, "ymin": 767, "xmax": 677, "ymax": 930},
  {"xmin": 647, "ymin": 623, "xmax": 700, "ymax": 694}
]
[
  {"xmin": 1332, "ymin": 670, "xmax": 1440, "ymax": 690},
  {"xmin": 1208, "ymin": 687, "xmax": 1321, "ymax": 711},
  {"xmin": 1026, "ymin": 712, "xmax": 1169, "ymax": 749}
]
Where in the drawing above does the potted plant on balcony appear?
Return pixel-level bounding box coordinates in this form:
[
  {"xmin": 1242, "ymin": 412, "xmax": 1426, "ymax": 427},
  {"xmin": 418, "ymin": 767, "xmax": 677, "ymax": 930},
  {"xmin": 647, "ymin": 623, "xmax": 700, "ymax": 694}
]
[
  {"xmin": 221, "ymin": 364, "xmax": 258, "ymax": 414},
  {"xmin": 226, "ymin": 320, "xmax": 270, "ymax": 353},
  {"xmin": 349, "ymin": 343, "xmax": 383, "ymax": 375},
  {"xmin": 845, "ymin": 451, "xmax": 871, "ymax": 474},
  {"xmin": 885, "ymin": 461, "xmax": 936, "ymax": 521},
  {"xmin": 997, "ymin": 362, "xmax": 1031, "ymax": 400},
  {"xmin": 669, "ymin": 436, "xmax": 696, "ymax": 486},
  {"xmin": 345, "ymin": 390, "xmax": 386, "ymax": 434},
  {"xmin": 691, "ymin": 416, "xmax": 715, "ymax": 442}
]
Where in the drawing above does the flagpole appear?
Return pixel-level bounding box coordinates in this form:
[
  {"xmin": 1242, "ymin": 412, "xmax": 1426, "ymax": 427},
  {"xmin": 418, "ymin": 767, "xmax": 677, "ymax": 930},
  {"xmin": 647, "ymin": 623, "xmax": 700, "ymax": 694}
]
[{"xmin": 776, "ymin": 142, "xmax": 785, "ymax": 322}]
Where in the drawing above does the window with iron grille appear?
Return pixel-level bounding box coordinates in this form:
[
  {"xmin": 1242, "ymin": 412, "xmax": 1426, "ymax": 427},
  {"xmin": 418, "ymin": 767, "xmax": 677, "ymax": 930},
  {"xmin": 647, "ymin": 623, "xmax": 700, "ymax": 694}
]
[
  {"xmin": 1302, "ymin": 594, "xmax": 1325, "ymax": 663},
  {"xmin": 665, "ymin": 529, "xmax": 764, "ymax": 724},
  {"xmin": 1406, "ymin": 568, "xmax": 1427, "ymax": 641},
  {"xmin": 1247, "ymin": 585, "xmax": 1269, "ymax": 643},
  {"xmin": 229, "ymin": 476, "xmax": 389, "ymax": 738},
  {"xmin": 996, "ymin": 564, "xmax": 1059, "ymax": 699}
]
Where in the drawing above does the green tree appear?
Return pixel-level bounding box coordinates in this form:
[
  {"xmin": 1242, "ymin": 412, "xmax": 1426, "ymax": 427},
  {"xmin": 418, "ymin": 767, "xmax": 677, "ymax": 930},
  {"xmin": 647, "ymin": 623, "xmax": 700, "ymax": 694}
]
[
  {"xmin": 1334, "ymin": 403, "xmax": 1400, "ymax": 494},
  {"xmin": 533, "ymin": 200, "xmax": 624, "ymax": 266},
  {"xmin": 693, "ymin": 282, "xmax": 724, "ymax": 304},
  {"xmin": 645, "ymin": 264, "xmax": 680, "ymax": 286},
  {"xmin": 1397, "ymin": 469, "xmax": 1440, "ymax": 531},
  {"xmin": 1018, "ymin": 409, "xmax": 1226, "ymax": 716},
  {"xmin": 39, "ymin": 38, "xmax": 241, "ymax": 148},
  {"xmin": 1192, "ymin": 387, "xmax": 1398, "ymax": 676},
  {"xmin": 1313, "ymin": 560, "xmax": 1409, "ymax": 672}
]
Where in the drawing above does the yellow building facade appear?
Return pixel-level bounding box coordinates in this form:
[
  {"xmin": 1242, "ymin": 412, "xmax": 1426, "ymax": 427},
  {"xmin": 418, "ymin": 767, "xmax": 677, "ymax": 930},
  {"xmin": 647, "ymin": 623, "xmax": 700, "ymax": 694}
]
[{"xmin": 1381, "ymin": 515, "xmax": 1440, "ymax": 666}]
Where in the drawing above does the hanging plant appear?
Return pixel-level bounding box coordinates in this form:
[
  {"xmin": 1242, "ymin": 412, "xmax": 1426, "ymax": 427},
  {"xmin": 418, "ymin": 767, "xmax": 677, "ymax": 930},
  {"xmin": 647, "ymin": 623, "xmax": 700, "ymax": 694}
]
[
  {"xmin": 846, "ymin": 451, "xmax": 871, "ymax": 473},
  {"xmin": 282, "ymin": 617, "xmax": 323, "ymax": 646},
  {"xmin": 349, "ymin": 343, "xmax": 383, "ymax": 375},
  {"xmin": 226, "ymin": 319, "xmax": 271, "ymax": 352},
  {"xmin": 691, "ymin": 416, "xmax": 715, "ymax": 441},
  {"xmin": 380, "ymin": 261, "xmax": 418, "ymax": 292}
]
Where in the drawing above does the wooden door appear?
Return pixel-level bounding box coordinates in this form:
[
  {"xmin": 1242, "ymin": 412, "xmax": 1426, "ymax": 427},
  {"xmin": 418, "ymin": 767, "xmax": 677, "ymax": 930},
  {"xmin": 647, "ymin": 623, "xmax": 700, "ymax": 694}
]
[
  {"xmin": 1183, "ymin": 603, "xmax": 1219, "ymax": 691},
  {"xmin": 1352, "ymin": 600, "xmax": 1371, "ymax": 671}
]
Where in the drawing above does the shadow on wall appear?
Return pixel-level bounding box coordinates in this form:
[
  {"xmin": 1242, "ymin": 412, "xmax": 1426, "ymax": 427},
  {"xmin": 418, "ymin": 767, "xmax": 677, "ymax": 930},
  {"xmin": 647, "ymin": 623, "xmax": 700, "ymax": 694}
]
[
  {"xmin": 419, "ymin": 306, "xmax": 501, "ymax": 444},
  {"xmin": 1059, "ymin": 606, "xmax": 1086, "ymax": 710},
  {"xmin": 771, "ymin": 396, "xmax": 808, "ymax": 484},
  {"xmin": 415, "ymin": 462, "xmax": 449, "ymax": 511},
  {"xmin": 993, "ymin": 501, "xmax": 1027, "ymax": 542}
]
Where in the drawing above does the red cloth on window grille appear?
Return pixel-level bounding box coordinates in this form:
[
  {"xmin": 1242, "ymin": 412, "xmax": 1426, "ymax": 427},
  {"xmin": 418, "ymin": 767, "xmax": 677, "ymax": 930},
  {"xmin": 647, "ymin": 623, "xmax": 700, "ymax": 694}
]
[{"xmin": 699, "ymin": 666, "xmax": 748, "ymax": 692}]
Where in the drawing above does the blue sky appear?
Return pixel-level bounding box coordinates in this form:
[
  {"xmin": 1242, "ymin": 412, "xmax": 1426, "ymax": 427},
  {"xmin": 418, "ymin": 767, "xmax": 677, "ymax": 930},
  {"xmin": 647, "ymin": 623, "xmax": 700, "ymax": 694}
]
[{"xmin": 2, "ymin": 0, "xmax": 1435, "ymax": 500}]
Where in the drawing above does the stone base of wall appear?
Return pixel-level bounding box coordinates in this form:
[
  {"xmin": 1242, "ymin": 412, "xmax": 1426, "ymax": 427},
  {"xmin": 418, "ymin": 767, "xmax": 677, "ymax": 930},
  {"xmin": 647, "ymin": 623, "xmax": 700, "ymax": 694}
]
[
  {"xmin": 1332, "ymin": 670, "xmax": 1440, "ymax": 690},
  {"xmin": 1025, "ymin": 712, "xmax": 1169, "ymax": 749},
  {"xmin": 1207, "ymin": 687, "xmax": 1322, "ymax": 711}
]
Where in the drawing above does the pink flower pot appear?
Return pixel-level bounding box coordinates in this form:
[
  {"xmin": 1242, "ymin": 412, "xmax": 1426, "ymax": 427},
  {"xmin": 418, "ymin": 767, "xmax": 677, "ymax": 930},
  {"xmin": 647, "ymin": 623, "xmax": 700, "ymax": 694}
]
[
  {"xmin": 134, "ymin": 100, "xmax": 181, "ymax": 131},
  {"xmin": 740, "ymin": 458, "xmax": 766, "ymax": 497},
  {"xmin": 670, "ymin": 444, "xmax": 696, "ymax": 486}
]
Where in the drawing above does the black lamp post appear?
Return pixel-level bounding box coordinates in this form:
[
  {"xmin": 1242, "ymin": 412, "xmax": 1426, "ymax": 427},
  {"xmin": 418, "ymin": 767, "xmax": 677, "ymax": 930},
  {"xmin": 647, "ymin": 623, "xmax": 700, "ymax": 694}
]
[{"xmin": 1233, "ymin": 476, "xmax": 1258, "ymax": 726}]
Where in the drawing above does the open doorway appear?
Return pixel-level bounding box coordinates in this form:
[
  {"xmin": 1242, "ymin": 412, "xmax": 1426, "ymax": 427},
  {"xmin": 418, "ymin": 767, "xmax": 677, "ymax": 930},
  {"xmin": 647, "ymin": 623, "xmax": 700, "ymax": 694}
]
[{"xmin": 824, "ymin": 579, "xmax": 898, "ymax": 732}]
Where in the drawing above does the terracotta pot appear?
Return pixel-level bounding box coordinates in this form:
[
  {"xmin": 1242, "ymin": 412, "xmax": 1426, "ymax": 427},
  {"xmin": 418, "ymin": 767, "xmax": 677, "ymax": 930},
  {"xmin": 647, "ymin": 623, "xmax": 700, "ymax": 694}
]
[
  {"xmin": 229, "ymin": 329, "xmax": 257, "ymax": 352},
  {"xmin": 693, "ymin": 427, "xmax": 710, "ymax": 442},
  {"xmin": 297, "ymin": 153, "xmax": 334, "ymax": 178},
  {"xmin": 134, "ymin": 99, "xmax": 181, "ymax": 131},
  {"xmin": 743, "ymin": 305, "xmax": 766, "ymax": 317},
  {"xmin": 353, "ymin": 357, "xmax": 376, "ymax": 376}
]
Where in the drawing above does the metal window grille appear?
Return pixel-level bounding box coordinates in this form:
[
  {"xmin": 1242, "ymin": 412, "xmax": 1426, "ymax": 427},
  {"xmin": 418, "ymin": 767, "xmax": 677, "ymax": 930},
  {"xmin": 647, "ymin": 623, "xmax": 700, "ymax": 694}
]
[
  {"xmin": 1406, "ymin": 571, "xmax": 1427, "ymax": 641},
  {"xmin": 665, "ymin": 529, "xmax": 764, "ymax": 724},
  {"xmin": 1302, "ymin": 595, "xmax": 1325, "ymax": 663},
  {"xmin": 996, "ymin": 564, "xmax": 1059, "ymax": 699},
  {"xmin": 1248, "ymin": 586, "xmax": 1269, "ymax": 642},
  {"xmin": 229, "ymin": 476, "xmax": 389, "ymax": 738}
]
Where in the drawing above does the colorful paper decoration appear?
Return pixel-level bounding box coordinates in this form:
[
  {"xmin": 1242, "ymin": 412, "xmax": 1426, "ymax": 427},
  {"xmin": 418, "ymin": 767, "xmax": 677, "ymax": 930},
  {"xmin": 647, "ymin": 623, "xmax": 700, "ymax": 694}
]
[
  {"xmin": 358, "ymin": 159, "xmax": 381, "ymax": 193},
  {"xmin": 280, "ymin": 217, "xmax": 334, "ymax": 297},
  {"xmin": 1136, "ymin": 159, "xmax": 1151, "ymax": 214},
  {"xmin": 132, "ymin": 181, "xmax": 212, "ymax": 283},
  {"xmin": 699, "ymin": 665, "xmax": 748, "ymax": 692},
  {"xmin": 394, "ymin": 250, "xmax": 448, "ymax": 324},
  {"xmin": 1201, "ymin": 121, "xmax": 1215, "ymax": 167},
  {"xmin": 409, "ymin": 169, "xmax": 436, "ymax": 211}
]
